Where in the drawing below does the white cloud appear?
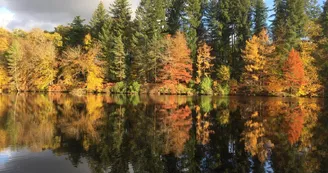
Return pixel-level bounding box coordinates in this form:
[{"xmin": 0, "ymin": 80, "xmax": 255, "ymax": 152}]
[
  {"xmin": 0, "ymin": 0, "xmax": 140, "ymax": 31},
  {"xmin": 0, "ymin": 7, "xmax": 14, "ymax": 29}
]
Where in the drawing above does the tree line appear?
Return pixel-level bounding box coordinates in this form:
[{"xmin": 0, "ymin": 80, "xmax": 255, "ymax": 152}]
[{"xmin": 1, "ymin": 0, "xmax": 328, "ymax": 96}]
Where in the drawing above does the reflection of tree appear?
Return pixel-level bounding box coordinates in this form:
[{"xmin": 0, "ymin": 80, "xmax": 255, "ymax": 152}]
[
  {"xmin": 5, "ymin": 94, "xmax": 58, "ymax": 151},
  {"xmin": 195, "ymin": 105, "xmax": 212, "ymax": 145},
  {"xmin": 160, "ymin": 105, "xmax": 192, "ymax": 156},
  {"xmin": 241, "ymin": 111, "xmax": 274, "ymax": 163},
  {"xmin": 285, "ymin": 105, "xmax": 305, "ymax": 145},
  {"xmin": 57, "ymin": 95, "xmax": 104, "ymax": 146},
  {"xmin": 0, "ymin": 94, "xmax": 325, "ymax": 173}
]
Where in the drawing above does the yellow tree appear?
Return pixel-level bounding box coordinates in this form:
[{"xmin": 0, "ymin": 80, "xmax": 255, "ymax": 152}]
[
  {"xmin": 0, "ymin": 28, "xmax": 10, "ymax": 91},
  {"xmin": 60, "ymin": 40, "xmax": 104, "ymax": 92},
  {"xmin": 196, "ymin": 42, "xmax": 214, "ymax": 83},
  {"xmin": 298, "ymin": 21, "xmax": 323, "ymax": 96},
  {"xmin": 25, "ymin": 29, "xmax": 58, "ymax": 90},
  {"xmin": 159, "ymin": 32, "xmax": 192, "ymax": 85},
  {"xmin": 242, "ymin": 29, "xmax": 274, "ymax": 93},
  {"xmin": 0, "ymin": 28, "xmax": 10, "ymax": 52}
]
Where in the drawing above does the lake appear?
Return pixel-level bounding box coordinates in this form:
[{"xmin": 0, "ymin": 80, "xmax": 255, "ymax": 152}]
[{"xmin": 0, "ymin": 93, "xmax": 327, "ymax": 173}]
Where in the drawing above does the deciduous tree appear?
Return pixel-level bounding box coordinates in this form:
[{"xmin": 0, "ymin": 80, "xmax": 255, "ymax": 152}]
[
  {"xmin": 283, "ymin": 48, "xmax": 305, "ymax": 94},
  {"xmin": 196, "ymin": 42, "xmax": 214, "ymax": 83}
]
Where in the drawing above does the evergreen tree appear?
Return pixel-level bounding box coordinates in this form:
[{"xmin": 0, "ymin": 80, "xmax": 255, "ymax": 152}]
[
  {"xmin": 129, "ymin": 20, "xmax": 148, "ymax": 83},
  {"xmin": 130, "ymin": 0, "xmax": 168, "ymax": 83},
  {"xmin": 272, "ymin": 0, "xmax": 306, "ymax": 54},
  {"xmin": 285, "ymin": 0, "xmax": 306, "ymax": 50},
  {"xmin": 253, "ymin": 0, "xmax": 267, "ymax": 35},
  {"xmin": 184, "ymin": 0, "xmax": 202, "ymax": 59},
  {"xmin": 320, "ymin": 0, "xmax": 328, "ymax": 37},
  {"xmin": 67, "ymin": 16, "xmax": 88, "ymax": 47},
  {"xmin": 110, "ymin": 35, "xmax": 126, "ymax": 82},
  {"xmin": 271, "ymin": 0, "xmax": 287, "ymax": 42},
  {"xmin": 99, "ymin": 18, "xmax": 113, "ymax": 61},
  {"xmin": 167, "ymin": 0, "xmax": 184, "ymax": 34},
  {"xmin": 90, "ymin": 1, "xmax": 108, "ymax": 40},
  {"xmin": 109, "ymin": 0, "xmax": 132, "ymax": 46},
  {"xmin": 305, "ymin": 0, "xmax": 321, "ymax": 20},
  {"xmin": 99, "ymin": 0, "xmax": 132, "ymax": 82},
  {"xmin": 207, "ymin": 0, "xmax": 252, "ymax": 79}
]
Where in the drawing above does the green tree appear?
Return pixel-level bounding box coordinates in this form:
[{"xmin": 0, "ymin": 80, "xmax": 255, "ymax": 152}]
[
  {"xmin": 253, "ymin": 0, "xmax": 267, "ymax": 35},
  {"xmin": 166, "ymin": 0, "xmax": 184, "ymax": 34},
  {"xmin": 272, "ymin": 0, "xmax": 306, "ymax": 54},
  {"xmin": 63, "ymin": 16, "xmax": 88, "ymax": 47},
  {"xmin": 305, "ymin": 0, "xmax": 321, "ymax": 20},
  {"xmin": 130, "ymin": 0, "xmax": 168, "ymax": 83},
  {"xmin": 90, "ymin": 1, "xmax": 108, "ymax": 40},
  {"xmin": 110, "ymin": 35, "xmax": 126, "ymax": 82},
  {"xmin": 109, "ymin": 0, "xmax": 132, "ymax": 46},
  {"xmin": 207, "ymin": 0, "xmax": 252, "ymax": 78},
  {"xmin": 320, "ymin": 0, "xmax": 328, "ymax": 37},
  {"xmin": 184, "ymin": 0, "xmax": 202, "ymax": 59}
]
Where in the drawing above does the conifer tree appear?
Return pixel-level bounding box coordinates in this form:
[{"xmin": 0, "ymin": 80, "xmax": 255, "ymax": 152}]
[
  {"xmin": 305, "ymin": 0, "xmax": 321, "ymax": 20},
  {"xmin": 167, "ymin": 0, "xmax": 184, "ymax": 34},
  {"xmin": 130, "ymin": 0, "xmax": 168, "ymax": 83},
  {"xmin": 100, "ymin": 0, "xmax": 131, "ymax": 82},
  {"xmin": 109, "ymin": 0, "xmax": 132, "ymax": 46},
  {"xmin": 184, "ymin": 0, "xmax": 202, "ymax": 59},
  {"xmin": 90, "ymin": 1, "xmax": 108, "ymax": 40},
  {"xmin": 320, "ymin": 0, "xmax": 328, "ymax": 37},
  {"xmin": 253, "ymin": 0, "xmax": 267, "ymax": 35},
  {"xmin": 272, "ymin": 0, "xmax": 306, "ymax": 54},
  {"xmin": 110, "ymin": 34, "xmax": 126, "ymax": 82},
  {"xmin": 67, "ymin": 16, "xmax": 88, "ymax": 47}
]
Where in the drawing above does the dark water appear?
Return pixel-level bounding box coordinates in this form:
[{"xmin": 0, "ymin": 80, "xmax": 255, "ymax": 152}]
[{"xmin": 0, "ymin": 94, "xmax": 327, "ymax": 173}]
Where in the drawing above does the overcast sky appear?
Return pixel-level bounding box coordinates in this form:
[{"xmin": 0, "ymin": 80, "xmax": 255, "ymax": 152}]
[
  {"xmin": 0, "ymin": 0, "xmax": 140, "ymax": 31},
  {"xmin": 0, "ymin": 0, "xmax": 325, "ymax": 31}
]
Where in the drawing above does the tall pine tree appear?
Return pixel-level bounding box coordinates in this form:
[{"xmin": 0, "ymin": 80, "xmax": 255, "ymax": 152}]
[
  {"xmin": 167, "ymin": 0, "xmax": 184, "ymax": 34},
  {"xmin": 130, "ymin": 0, "xmax": 168, "ymax": 83},
  {"xmin": 253, "ymin": 0, "xmax": 267, "ymax": 35},
  {"xmin": 272, "ymin": 0, "xmax": 306, "ymax": 54},
  {"xmin": 110, "ymin": 34, "xmax": 126, "ymax": 81},
  {"xmin": 100, "ymin": 0, "xmax": 132, "ymax": 82},
  {"xmin": 320, "ymin": 0, "xmax": 328, "ymax": 37},
  {"xmin": 184, "ymin": 0, "xmax": 202, "ymax": 60},
  {"xmin": 90, "ymin": 1, "xmax": 108, "ymax": 40}
]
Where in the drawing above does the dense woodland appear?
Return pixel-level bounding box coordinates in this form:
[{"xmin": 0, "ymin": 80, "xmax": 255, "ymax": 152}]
[{"xmin": 1, "ymin": 0, "xmax": 328, "ymax": 96}]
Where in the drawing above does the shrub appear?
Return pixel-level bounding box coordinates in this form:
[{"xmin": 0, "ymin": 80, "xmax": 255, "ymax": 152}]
[
  {"xmin": 216, "ymin": 65, "xmax": 230, "ymax": 82},
  {"xmin": 111, "ymin": 82, "xmax": 127, "ymax": 94},
  {"xmin": 215, "ymin": 82, "xmax": 230, "ymax": 96},
  {"xmin": 199, "ymin": 77, "xmax": 213, "ymax": 95},
  {"xmin": 128, "ymin": 81, "xmax": 141, "ymax": 94},
  {"xmin": 176, "ymin": 84, "xmax": 193, "ymax": 95}
]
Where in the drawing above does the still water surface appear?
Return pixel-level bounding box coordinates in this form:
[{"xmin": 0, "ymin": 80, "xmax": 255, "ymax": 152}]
[{"xmin": 0, "ymin": 94, "xmax": 327, "ymax": 173}]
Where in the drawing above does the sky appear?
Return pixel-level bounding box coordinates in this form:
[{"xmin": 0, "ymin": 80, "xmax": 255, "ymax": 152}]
[{"xmin": 0, "ymin": 0, "xmax": 325, "ymax": 31}]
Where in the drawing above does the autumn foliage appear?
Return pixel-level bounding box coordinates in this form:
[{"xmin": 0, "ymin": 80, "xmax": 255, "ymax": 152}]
[
  {"xmin": 283, "ymin": 49, "xmax": 305, "ymax": 93},
  {"xmin": 159, "ymin": 32, "xmax": 192, "ymax": 85},
  {"xmin": 196, "ymin": 42, "xmax": 214, "ymax": 83}
]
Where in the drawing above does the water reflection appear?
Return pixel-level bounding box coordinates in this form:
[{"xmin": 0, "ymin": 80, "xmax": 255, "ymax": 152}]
[{"xmin": 0, "ymin": 94, "xmax": 327, "ymax": 172}]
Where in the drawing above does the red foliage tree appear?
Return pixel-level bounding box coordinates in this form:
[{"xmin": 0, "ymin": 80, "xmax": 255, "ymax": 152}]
[
  {"xmin": 159, "ymin": 32, "xmax": 192, "ymax": 85},
  {"xmin": 283, "ymin": 49, "xmax": 305, "ymax": 93}
]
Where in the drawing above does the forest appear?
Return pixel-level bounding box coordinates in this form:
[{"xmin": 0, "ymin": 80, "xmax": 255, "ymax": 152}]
[{"xmin": 0, "ymin": 0, "xmax": 328, "ymax": 97}]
